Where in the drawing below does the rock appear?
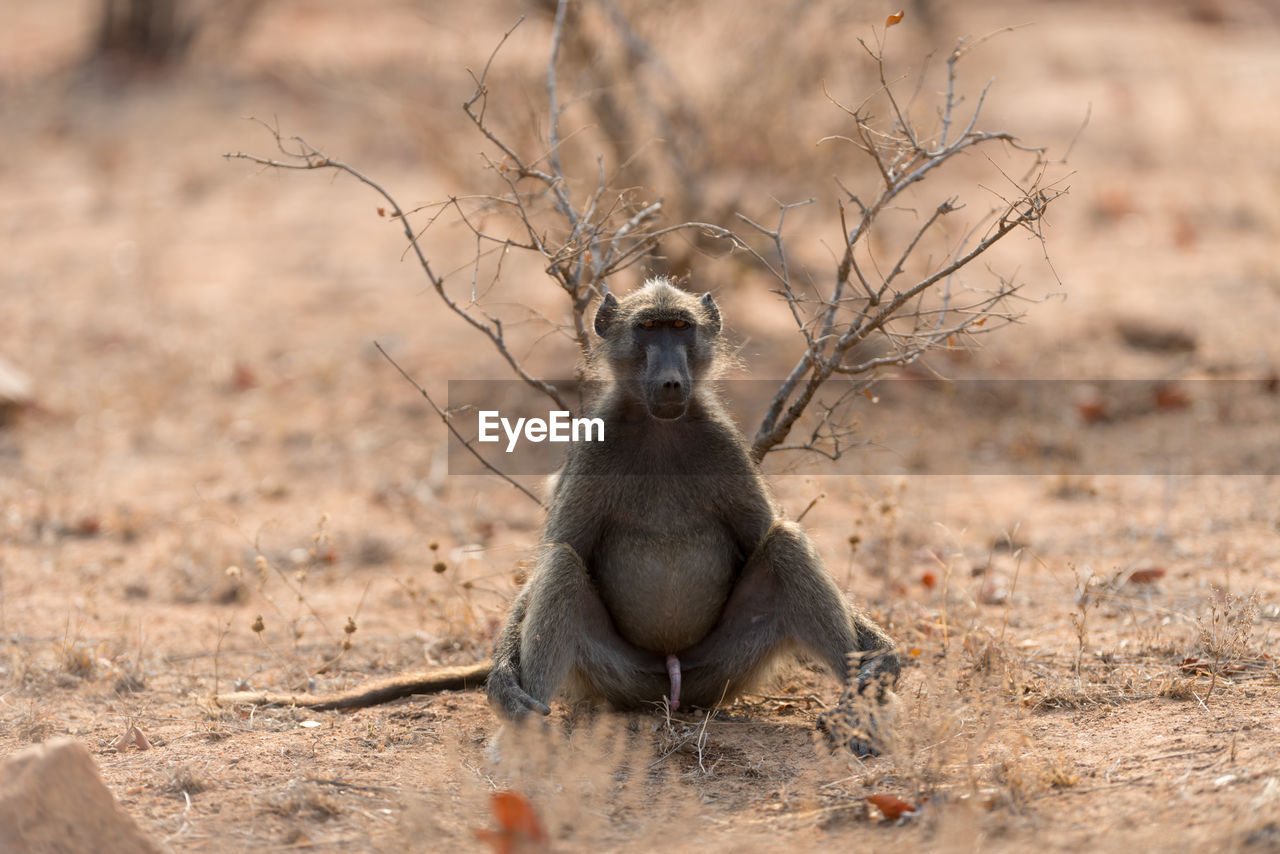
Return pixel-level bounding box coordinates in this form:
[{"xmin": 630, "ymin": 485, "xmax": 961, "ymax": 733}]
[
  {"xmin": 1115, "ymin": 318, "xmax": 1197, "ymax": 354},
  {"xmin": 0, "ymin": 737, "xmax": 163, "ymax": 854},
  {"xmin": 0, "ymin": 355, "xmax": 33, "ymax": 425}
]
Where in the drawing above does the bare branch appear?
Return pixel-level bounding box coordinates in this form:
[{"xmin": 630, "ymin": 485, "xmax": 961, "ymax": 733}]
[
  {"xmin": 227, "ymin": 14, "xmax": 1067, "ymax": 477},
  {"xmin": 735, "ymin": 199, "xmax": 817, "ymax": 349},
  {"xmin": 545, "ymin": 0, "xmax": 570, "ymax": 191},
  {"xmin": 374, "ymin": 342, "xmax": 543, "ymax": 508},
  {"xmin": 883, "ymin": 198, "xmax": 957, "ymax": 290},
  {"xmin": 225, "ymin": 124, "xmax": 570, "ymax": 412},
  {"xmin": 747, "ymin": 27, "xmax": 1068, "ymax": 462}
]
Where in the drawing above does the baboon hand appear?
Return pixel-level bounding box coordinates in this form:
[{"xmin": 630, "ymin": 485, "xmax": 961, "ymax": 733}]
[
  {"xmin": 816, "ymin": 648, "xmax": 900, "ymax": 756},
  {"xmin": 855, "ymin": 648, "xmax": 900, "ymax": 699},
  {"xmin": 486, "ymin": 666, "xmax": 552, "ymax": 719}
]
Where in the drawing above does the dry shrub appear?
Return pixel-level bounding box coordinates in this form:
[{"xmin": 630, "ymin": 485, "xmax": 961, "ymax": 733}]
[
  {"xmin": 159, "ymin": 762, "xmax": 213, "ymax": 797},
  {"xmin": 484, "ymin": 713, "xmax": 702, "ymax": 849},
  {"xmin": 56, "ymin": 639, "xmax": 100, "ymax": 681},
  {"xmin": 1196, "ymin": 590, "xmax": 1260, "ymax": 665},
  {"xmin": 814, "ymin": 628, "xmax": 1024, "ymax": 813},
  {"xmin": 264, "ymin": 780, "xmax": 343, "ymax": 821},
  {"xmin": 228, "ymin": 4, "xmax": 1067, "ymax": 479}
]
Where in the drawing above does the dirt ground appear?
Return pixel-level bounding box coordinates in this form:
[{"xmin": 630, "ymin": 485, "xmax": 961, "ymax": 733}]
[{"xmin": 2, "ymin": 1, "xmax": 1279, "ymax": 851}]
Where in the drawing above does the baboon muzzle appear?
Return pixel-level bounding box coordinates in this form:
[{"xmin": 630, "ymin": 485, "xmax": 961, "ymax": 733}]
[{"xmin": 646, "ymin": 345, "xmax": 691, "ymax": 419}]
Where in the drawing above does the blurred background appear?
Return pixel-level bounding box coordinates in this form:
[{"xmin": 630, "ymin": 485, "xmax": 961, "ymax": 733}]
[{"xmin": 0, "ymin": 0, "xmax": 1278, "ymax": 650}]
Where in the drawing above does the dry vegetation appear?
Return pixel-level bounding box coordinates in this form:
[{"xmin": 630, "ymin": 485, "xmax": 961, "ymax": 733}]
[{"xmin": 2, "ymin": 1, "xmax": 1280, "ymax": 852}]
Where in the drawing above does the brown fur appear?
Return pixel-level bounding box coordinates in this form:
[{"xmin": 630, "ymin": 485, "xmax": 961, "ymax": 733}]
[{"xmin": 216, "ymin": 663, "xmax": 490, "ymax": 711}]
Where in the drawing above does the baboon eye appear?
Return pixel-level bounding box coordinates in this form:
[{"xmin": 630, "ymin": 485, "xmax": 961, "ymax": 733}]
[
  {"xmin": 672, "ymin": 320, "xmax": 687, "ymax": 328},
  {"xmin": 642, "ymin": 320, "xmax": 655, "ymax": 329}
]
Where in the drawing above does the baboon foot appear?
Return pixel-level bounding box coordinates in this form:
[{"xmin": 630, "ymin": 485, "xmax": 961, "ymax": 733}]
[{"xmin": 817, "ymin": 671, "xmax": 899, "ymax": 757}]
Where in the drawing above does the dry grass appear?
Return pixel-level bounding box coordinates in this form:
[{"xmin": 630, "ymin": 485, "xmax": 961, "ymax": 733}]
[
  {"xmin": 159, "ymin": 763, "xmax": 214, "ymax": 798},
  {"xmin": 264, "ymin": 780, "xmax": 343, "ymax": 821}
]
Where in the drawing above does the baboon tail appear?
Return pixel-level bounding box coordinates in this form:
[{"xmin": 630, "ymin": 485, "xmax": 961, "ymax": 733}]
[{"xmin": 215, "ymin": 661, "xmax": 492, "ymax": 711}]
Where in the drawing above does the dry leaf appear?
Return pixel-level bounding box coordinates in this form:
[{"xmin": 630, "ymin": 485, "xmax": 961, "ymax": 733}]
[
  {"xmin": 475, "ymin": 790, "xmax": 548, "ymax": 854},
  {"xmin": 1074, "ymin": 398, "xmax": 1110, "ymax": 424},
  {"xmin": 71, "ymin": 516, "xmax": 101, "ymax": 537},
  {"xmin": 920, "ymin": 570, "xmax": 938, "ymax": 590},
  {"xmin": 1128, "ymin": 567, "xmax": 1166, "ymax": 584},
  {"xmin": 885, "ymin": 10, "xmax": 905, "ymax": 27},
  {"xmin": 112, "ymin": 725, "xmax": 152, "ymax": 752},
  {"xmin": 1152, "ymin": 384, "xmax": 1189, "ymax": 410},
  {"xmin": 867, "ymin": 793, "xmax": 916, "ymax": 820}
]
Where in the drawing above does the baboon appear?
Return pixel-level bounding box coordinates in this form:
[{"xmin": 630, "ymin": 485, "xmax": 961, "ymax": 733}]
[
  {"xmin": 487, "ymin": 278, "xmax": 898, "ymax": 749},
  {"xmin": 217, "ymin": 279, "xmax": 897, "ymax": 752}
]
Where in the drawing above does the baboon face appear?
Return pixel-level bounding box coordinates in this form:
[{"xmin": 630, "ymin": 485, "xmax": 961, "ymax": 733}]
[{"xmin": 593, "ymin": 280, "xmax": 722, "ymax": 420}]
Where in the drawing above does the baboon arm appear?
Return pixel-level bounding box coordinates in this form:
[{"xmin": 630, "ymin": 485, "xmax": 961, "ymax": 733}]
[
  {"xmin": 677, "ymin": 533, "xmax": 782, "ymax": 678},
  {"xmin": 760, "ymin": 521, "xmax": 898, "ymax": 680},
  {"xmin": 487, "ymin": 589, "xmax": 552, "ymax": 716},
  {"xmin": 489, "ymin": 542, "xmax": 666, "ymax": 719},
  {"xmin": 214, "ymin": 662, "xmax": 492, "ymax": 711}
]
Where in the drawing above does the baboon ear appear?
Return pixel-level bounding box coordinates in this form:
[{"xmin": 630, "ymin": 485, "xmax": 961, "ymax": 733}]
[
  {"xmin": 700, "ymin": 292, "xmax": 722, "ymax": 336},
  {"xmin": 594, "ymin": 293, "xmax": 620, "ymax": 337}
]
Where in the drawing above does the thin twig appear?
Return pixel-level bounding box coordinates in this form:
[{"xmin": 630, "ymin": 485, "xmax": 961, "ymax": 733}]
[
  {"xmin": 373, "ymin": 342, "xmax": 543, "ymax": 508},
  {"xmin": 224, "ymin": 125, "xmax": 569, "ymax": 412}
]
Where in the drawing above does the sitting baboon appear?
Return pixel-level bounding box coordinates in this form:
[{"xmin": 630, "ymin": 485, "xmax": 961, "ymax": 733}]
[
  {"xmin": 216, "ymin": 278, "xmax": 896, "ymax": 751},
  {"xmin": 487, "ymin": 278, "xmax": 898, "ymax": 749}
]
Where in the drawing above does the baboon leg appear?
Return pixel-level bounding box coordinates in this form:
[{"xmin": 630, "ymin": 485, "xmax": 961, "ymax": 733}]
[
  {"xmin": 676, "ymin": 543, "xmax": 788, "ymax": 704},
  {"xmin": 681, "ymin": 521, "xmax": 899, "ymax": 705},
  {"xmin": 488, "ymin": 543, "xmax": 666, "ymax": 719},
  {"xmin": 488, "ymin": 592, "xmax": 546, "ymax": 716},
  {"xmin": 753, "ymin": 521, "xmax": 900, "ymax": 755},
  {"xmin": 764, "ymin": 521, "xmax": 899, "ymax": 689}
]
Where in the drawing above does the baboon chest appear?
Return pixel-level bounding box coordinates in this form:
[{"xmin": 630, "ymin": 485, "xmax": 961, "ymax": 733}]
[{"xmin": 592, "ymin": 495, "xmax": 740, "ymax": 655}]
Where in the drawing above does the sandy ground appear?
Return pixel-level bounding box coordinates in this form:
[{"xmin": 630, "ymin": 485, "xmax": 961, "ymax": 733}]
[{"xmin": 2, "ymin": 1, "xmax": 1279, "ymax": 851}]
